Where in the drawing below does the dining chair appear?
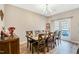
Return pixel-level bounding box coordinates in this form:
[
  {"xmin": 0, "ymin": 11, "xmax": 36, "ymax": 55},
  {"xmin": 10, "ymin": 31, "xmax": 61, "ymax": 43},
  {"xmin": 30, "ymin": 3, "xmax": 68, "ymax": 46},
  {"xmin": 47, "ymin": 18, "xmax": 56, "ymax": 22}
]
[
  {"xmin": 32, "ymin": 39, "xmax": 46, "ymax": 54},
  {"xmin": 31, "ymin": 34, "xmax": 46, "ymax": 54},
  {"xmin": 46, "ymin": 32, "xmax": 55, "ymax": 52},
  {"xmin": 26, "ymin": 31, "xmax": 33, "ymax": 49},
  {"xmin": 54, "ymin": 31, "xmax": 61, "ymax": 46},
  {"xmin": 26, "ymin": 31, "xmax": 33, "ymax": 37},
  {"xmin": 77, "ymin": 48, "xmax": 79, "ymax": 54}
]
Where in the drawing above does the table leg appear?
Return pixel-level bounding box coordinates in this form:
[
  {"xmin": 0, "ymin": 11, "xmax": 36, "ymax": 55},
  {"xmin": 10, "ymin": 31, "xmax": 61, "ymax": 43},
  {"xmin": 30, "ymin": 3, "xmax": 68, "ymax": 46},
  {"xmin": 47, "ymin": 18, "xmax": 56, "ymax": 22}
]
[{"xmin": 30, "ymin": 42, "xmax": 31, "ymax": 51}]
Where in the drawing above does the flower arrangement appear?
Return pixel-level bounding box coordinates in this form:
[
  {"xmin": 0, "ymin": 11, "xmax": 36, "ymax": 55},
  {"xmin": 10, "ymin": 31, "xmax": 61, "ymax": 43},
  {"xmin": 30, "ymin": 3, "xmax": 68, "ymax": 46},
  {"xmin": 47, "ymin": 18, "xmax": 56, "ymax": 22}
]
[{"xmin": 8, "ymin": 27, "xmax": 15, "ymax": 36}]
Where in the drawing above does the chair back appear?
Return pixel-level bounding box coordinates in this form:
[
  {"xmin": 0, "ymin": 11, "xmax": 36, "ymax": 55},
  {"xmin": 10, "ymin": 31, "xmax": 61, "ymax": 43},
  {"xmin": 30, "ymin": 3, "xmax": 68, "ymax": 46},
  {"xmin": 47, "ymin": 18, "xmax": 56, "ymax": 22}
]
[
  {"xmin": 38, "ymin": 34, "xmax": 45, "ymax": 40},
  {"xmin": 58, "ymin": 31, "xmax": 61, "ymax": 37},
  {"xmin": 47, "ymin": 32, "xmax": 54, "ymax": 42},
  {"xmin": 38, "ymin": 34, "xmax": 46, "ymax": 47},
  {"xmin": 26, "ymin": 31, "xmax": 33, "ymax": 37},
  {"xmin": 54, "ymin": 30, "xmax": 61, "ymax": 40},
  {"xmin": 35, "ymin": 38, "xmax": 46, "ymax": 53}
]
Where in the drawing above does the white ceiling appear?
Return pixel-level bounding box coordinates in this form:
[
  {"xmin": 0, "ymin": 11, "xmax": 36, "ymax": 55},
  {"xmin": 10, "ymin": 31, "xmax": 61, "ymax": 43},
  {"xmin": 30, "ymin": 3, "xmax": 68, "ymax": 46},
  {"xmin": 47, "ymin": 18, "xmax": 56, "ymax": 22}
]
[{"xmin": 12, "ymin": 4, "xmax": 79, "ymax": 17}]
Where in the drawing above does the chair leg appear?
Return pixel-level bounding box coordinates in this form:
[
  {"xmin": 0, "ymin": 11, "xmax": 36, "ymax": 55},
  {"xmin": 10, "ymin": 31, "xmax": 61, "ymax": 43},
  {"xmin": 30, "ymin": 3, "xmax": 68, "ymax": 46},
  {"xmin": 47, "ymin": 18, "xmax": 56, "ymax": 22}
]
[
  {"xmin": 53, "ymin": 42, "xmax": 56, "ymax": 48},
  {"xmin": 43, "ymin": 47, "xmax": 46, "ymax": 54},
  {"xmin": 57, "ymin": 40, "xmax": 59, "ymax": 46},
  {"xmin": 37, "ymin": 47, "xmax": 39, "ymax": 54},
  {"xmin": 51, "ymin": 43, "xmax": 53, "ymax": 49},
  {"xmin": 27, "ymin": 42, "xmax": 29, "ymax": 48},
  {"xmin": 53, "ymin": 45, "xmax": 55, "ymax": 48},
  {"xmin": 47, "ymin": 46, "xmax": 49, "ymax": 52},
  {"xmin": 32, "ymin": 46, "xmax": 34, "ymax": 54}
]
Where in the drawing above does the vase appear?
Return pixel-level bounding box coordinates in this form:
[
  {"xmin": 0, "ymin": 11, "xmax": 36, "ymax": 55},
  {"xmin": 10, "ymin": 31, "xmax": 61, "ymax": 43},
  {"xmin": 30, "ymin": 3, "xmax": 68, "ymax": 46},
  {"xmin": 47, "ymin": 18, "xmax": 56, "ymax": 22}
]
[{"xmin": 1, "ymin": 31, "xmax": 5, "ymax": 40}]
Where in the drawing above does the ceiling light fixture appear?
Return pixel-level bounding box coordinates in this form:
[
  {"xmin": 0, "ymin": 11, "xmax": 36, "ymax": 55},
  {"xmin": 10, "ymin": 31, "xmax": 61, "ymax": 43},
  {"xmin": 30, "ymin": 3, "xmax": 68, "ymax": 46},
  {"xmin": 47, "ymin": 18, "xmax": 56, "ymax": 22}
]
[{"xmin": 38, "ymin": 4, "xmax": 55, "ymax": 16}]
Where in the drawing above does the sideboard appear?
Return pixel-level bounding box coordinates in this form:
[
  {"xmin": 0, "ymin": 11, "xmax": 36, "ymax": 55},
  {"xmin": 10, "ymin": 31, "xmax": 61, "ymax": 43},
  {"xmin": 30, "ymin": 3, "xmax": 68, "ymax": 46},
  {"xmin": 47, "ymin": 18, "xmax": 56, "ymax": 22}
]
[{"xmin": 0, "ymin": 37, "xmax": 20, "ymax": 54}]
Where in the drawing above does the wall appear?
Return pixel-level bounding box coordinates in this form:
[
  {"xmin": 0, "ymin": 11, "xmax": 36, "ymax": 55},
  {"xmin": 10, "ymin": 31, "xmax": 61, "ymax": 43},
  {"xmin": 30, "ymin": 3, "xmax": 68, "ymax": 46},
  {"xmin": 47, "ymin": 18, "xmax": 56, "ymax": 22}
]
[
  {"xmin": 0, "ymin": 4, "xmax": 5, "ymax": 32},
  {"xmin": 48, "ymin": 8, "xmax": 79, "ymax": 43},
  {"xmin": 4, "ymin": 5, "xmax": 46, "ymax": 44},
  {"xmin": 0, "ymin": 4, "xmax": 4, "ymax": 12},
  {"xmin": 4, "ymin": 4, "xmax": 79, "ymax": 44}
]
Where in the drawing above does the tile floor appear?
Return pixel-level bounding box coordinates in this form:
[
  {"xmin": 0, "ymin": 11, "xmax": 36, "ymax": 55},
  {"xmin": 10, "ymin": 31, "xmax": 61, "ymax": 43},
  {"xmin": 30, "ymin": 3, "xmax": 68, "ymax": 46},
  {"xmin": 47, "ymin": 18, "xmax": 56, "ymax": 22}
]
[
  {"xmin": 48, "ymin": 40, "xmax": 78, "ymax": 54},
  {"xmin": 20, "ymin": 40, "xmax": 79, "ymax": 54}
]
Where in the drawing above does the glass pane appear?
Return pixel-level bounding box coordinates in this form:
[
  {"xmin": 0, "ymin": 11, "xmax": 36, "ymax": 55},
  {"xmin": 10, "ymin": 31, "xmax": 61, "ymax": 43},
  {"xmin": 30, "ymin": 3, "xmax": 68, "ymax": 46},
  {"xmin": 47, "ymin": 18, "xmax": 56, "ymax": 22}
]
[{"xmin": 54, "ymin": 21, "xmax": 59, "ymax": 31}]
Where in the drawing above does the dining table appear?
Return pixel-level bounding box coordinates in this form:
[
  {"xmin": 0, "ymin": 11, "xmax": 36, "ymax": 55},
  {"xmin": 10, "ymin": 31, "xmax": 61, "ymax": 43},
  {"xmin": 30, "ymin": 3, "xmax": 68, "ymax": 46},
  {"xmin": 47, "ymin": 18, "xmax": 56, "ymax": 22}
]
[{"xmin": 26, "ymin": 32, "xmax": 54, "ymax": 53}]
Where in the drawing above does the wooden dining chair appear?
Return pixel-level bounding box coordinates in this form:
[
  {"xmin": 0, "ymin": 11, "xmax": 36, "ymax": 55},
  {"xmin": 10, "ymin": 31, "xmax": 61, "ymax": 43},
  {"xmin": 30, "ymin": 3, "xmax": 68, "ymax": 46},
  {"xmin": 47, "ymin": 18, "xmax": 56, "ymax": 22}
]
[
  {"xmin": 26, "ymin": 31, "xmax": 33, "ymax": 37},
  {"xmin": 26, "ymin": 31, "xmax": 33, "ymax": 49},
  {"xmin": 31, "ymin": 34, "xmax": 46, "ymax": 54},
  {"xmin": 32, "ymin": 39, "xmax": 46, "ymax": 54},
  {"xmin": 46, "ymin": 32, "xmax": 55, "ymax": 52}
]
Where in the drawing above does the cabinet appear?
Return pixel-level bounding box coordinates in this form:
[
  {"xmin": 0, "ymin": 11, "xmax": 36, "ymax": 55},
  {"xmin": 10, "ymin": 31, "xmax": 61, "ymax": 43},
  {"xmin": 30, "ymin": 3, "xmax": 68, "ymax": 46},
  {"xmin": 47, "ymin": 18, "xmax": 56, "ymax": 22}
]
[{"xmin": 0, "ymin": 38, "xmax": 20, "ymax": 54}]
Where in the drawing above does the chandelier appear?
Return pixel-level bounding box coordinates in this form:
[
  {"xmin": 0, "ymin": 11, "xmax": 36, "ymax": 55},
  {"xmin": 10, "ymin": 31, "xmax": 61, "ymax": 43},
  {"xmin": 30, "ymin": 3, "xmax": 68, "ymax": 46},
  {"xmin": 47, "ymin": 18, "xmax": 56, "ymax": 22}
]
[{"xmin": 38, "ymin": 4, "xmax": 54, "ymax": 16}]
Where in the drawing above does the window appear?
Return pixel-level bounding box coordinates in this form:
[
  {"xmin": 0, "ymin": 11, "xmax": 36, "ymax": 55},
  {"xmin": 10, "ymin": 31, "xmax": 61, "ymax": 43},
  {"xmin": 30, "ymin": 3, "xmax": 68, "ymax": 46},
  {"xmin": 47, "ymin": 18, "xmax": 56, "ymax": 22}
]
[{"xmin": 53, "ymin": 18, "xmax": 71, "ymax": 40}]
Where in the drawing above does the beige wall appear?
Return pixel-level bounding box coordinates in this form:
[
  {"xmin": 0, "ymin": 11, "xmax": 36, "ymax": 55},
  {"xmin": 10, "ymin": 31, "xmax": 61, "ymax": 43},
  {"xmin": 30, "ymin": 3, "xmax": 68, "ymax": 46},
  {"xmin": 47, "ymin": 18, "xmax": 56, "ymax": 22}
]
[
  {"xmin": 0, "ymin": 4, "xmax": 5, "ymax": 33},
  {"xmin": 0, "ymin": 4, "xmax": 5, "ymax": 12},
  {"xmin": 48, "ymin": 8, "xmax": 79, "ymax": 42},
  {"xmin": 2, "ymin": 4, "xmax": 79, "ymax": 43},
  {"xmin": 4, "ymin": 5, "xmax": 47, "ymax": 43}
]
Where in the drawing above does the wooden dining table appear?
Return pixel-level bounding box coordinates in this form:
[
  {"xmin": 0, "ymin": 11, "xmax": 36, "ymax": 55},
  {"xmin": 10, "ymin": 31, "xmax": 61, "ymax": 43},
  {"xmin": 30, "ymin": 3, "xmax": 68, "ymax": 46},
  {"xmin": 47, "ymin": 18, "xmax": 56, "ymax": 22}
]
[{"xmin": 26, "ymin": 32, "xmax": 54, "ymax": 53}]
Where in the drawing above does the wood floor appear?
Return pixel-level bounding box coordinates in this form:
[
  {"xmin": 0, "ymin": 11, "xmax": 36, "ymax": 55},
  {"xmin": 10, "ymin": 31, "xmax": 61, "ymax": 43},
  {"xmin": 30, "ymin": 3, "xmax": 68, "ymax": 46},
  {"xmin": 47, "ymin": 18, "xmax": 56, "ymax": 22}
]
[{"xmin": 20, "ymin": 40, "xmax": 79, "ymax": 54}]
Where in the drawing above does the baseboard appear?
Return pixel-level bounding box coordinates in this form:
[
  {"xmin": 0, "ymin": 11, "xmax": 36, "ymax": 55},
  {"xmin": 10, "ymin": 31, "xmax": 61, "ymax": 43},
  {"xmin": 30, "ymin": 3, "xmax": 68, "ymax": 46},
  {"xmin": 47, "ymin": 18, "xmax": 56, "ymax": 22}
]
[
  {"xmin": 20, "ymin": 39, "xmax": 79, "ymax": 46},
  {"xmin": 62, "ymin": 39, "xmax": 79, "ymax": 45}
]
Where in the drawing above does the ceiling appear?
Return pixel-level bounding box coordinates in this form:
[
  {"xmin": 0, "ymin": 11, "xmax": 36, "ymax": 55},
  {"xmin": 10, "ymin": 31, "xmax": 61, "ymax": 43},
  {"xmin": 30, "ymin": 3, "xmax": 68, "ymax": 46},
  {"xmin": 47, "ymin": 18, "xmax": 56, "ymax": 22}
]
[{"xmin": 12, "ymin": 4, "xmax": 79, "ymax": 17}]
